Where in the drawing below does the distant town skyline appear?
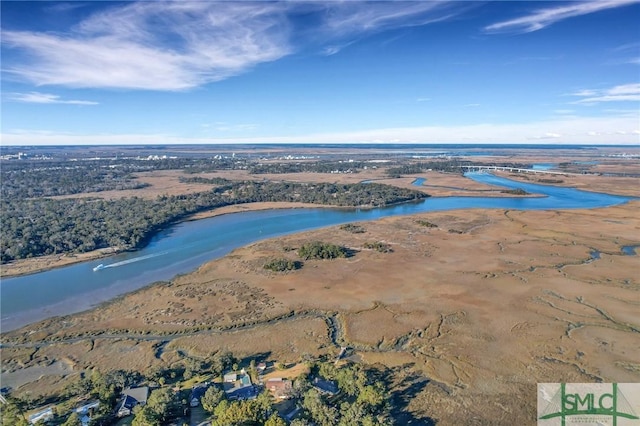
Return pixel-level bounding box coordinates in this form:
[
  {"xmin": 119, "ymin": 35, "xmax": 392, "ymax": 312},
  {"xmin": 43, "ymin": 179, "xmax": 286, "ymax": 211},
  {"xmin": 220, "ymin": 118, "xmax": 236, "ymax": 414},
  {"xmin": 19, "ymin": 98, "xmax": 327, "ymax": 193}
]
[{"xmin": 1, "ymin": 1, "xmax": 639, "ymax": 145}]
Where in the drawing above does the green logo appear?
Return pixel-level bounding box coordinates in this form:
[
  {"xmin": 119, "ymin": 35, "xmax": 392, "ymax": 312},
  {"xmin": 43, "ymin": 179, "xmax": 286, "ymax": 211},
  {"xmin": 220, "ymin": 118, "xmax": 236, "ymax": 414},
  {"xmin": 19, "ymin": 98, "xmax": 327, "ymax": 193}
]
[{"xmin": 538, "ymin": 383, "xmax": 639, "ymax": 425}]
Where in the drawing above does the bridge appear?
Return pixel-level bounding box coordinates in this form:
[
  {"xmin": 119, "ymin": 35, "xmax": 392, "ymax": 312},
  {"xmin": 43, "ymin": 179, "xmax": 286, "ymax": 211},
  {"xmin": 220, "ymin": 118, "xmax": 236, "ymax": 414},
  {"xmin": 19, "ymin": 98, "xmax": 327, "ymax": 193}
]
[{"xmin": 460, "ymin": 165, "xmax": 573, "ymax": 176}]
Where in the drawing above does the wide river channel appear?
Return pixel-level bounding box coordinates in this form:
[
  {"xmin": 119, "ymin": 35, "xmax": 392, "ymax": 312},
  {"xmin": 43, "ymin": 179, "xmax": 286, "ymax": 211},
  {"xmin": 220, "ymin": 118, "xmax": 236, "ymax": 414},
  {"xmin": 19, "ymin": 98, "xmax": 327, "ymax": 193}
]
[{"xmin": 0, "ymin": 173, "xmax": 633, "ymax": 332}]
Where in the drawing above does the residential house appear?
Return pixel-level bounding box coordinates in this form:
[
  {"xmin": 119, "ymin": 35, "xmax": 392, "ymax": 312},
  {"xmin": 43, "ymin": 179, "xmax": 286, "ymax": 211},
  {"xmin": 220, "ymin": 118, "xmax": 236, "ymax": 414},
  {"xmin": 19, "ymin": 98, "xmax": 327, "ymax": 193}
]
[
  {"xmin": 189, "ymin": 384, "xmax": 209, "ymax": 407},
  {"xmin": 28, "ymin": 407, "xmax": 53, "ymax": 425},
  {"xmin": 266, "ymin": 378, "xmax": 293, "ymax": 399},
  {"xmin": 312, "ymin": 377, "xmax": 339, "ymax": 396},
  {"xmin": 75, "ymin": 400, "xmax": 100, "ymax": 426},
  {"xmin": 223, "ymin": 373, "xmax": 237, "ymax": 383},
  {"xmin": 117, "ymin": 386, "xmax": 149, "ymax": 417},
  {"xmin": 223, "ymin": 372, "xmax": 257, "ymax": 401}
]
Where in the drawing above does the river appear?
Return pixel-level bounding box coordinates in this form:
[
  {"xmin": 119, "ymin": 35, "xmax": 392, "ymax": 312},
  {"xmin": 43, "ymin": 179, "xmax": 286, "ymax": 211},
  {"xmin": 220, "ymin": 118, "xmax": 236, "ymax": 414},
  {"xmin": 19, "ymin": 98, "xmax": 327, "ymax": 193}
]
[{"xmin": 0, "ymin": 173, "xmax": 633, "ymax": 332}]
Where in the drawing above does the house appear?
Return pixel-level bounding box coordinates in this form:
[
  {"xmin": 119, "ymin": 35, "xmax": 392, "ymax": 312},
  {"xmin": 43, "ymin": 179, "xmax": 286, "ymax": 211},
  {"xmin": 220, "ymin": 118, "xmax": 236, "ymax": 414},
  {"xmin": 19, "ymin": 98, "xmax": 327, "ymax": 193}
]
[
  {"xmin": 189, "ymin": 384, "xmax": 209, "ymax": 407},
  {"xmin": 28, "ymin": 407, "xmax": 54, "ymax": 425},
  {"xmin": 256, "ymin": 362, "xmax": 267, "ymax": 374},
  {"xmin": 223, "ymin": 373, "xmax": 257, "ymax": 401},
  {"xmin": 75, "ymin": 400, "xmax": 100, "ymax": 426},
  {"xmin": 117, "ymin": 386, "xmax": 149, "ymax": 417},
  {"xmin": 223, "ymin": 373, "xmax": 237, "ymax": 383},
  {"xmin": 312, "ymin": 377, "xmax": 339, "ymax": 396},
  {"xmin": 266, "ymin": 378, "xmax": 293, "ymax": 399}
]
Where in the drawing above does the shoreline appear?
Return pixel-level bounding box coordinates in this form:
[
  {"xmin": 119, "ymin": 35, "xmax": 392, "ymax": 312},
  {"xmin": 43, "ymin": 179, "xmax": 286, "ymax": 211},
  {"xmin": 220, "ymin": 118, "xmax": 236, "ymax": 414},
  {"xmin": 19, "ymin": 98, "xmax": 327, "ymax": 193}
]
[
  {"xmin": 3, "ymin": 170, "xmax": 637, "ymax": 278},
  {"xmin": 0, "ymin": 202, "xmax": 335, "ymax": 279}
]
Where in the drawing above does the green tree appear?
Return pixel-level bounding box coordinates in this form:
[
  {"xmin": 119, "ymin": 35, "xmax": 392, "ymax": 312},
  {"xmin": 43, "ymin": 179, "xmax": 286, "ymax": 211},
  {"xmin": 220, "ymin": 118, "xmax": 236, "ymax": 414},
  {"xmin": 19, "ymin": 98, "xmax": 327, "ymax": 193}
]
[
  {"xmin": 132, "ymin": 406, "xmax": 156, "ymax": 426},
  {"xmin": 357, "ymin": 384, "xmax": 385, "ymax": 408},
  {"xmin": 264, "ymin": 413, "xmax": 287, "ymax": 426},
  {"xmin": 61, "ymin": 412, "xmax": 82, "ymax": 426},
  {"xmin": 132, "ymin": 387, "xmax": 178, "ymax": 425},
  {"xmin": 201, "ymin": 386, "xmax": 225, "ymax": 413},
  {"xmin": 0, "ymin": 400, "xmax": 29, "ymax": 426}
]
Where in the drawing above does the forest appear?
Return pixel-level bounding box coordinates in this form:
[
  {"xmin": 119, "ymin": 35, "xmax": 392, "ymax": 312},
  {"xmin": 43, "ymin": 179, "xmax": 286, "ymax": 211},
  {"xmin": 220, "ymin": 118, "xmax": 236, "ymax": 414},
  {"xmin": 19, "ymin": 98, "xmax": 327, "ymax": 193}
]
[{"xmin": 1, "ymin": 179, "xmax": 427, "ymax": 262}]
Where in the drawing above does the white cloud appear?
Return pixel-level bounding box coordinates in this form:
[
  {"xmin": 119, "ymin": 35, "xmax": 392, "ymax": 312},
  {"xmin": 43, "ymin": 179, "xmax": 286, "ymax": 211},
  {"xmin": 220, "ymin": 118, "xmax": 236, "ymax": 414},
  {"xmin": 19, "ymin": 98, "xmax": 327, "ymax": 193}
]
[
  {"xmin": 485, "ymin": 0, "xmax": 640, "ymax": 33},
  {"xmin": 571, "ymin": 83, "xmax": 640, "ymax": 104},
  {"xmin": 530, "ymin": 132, "xmax": 562, "ymax": 140},
  {"xmin": 3, "ymin": 2, "xmax": 292, "ymax": 90},
  {"xmin": 2, "ymin": 1, "xmax": 466, "ymax": 91},
  {"xmin": 320, "ymin": 2, "xmax": 461, "ymax": 36},
  {"xmin": 9, "ymin": 91, "xmax": 98, "ymax": 105},
  {"xmin": 4, "ymin": 116, "xmax": 638, "ymax": 146}
]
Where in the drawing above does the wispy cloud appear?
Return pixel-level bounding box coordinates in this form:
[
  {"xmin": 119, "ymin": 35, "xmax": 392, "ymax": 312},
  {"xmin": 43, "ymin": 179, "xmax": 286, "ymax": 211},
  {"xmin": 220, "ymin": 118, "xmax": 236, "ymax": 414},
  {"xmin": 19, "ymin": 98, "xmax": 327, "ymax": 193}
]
[
  {"xmin": 3, "ymin": 2, "xmax": 291, "ymax": 91},
  {"xmin": 570, "ymin": 83, "xmax": 640, "ymax": 104},
  {"xmin": 9, "ymin": 91, "xmax": 98, "ymax": 105},
  {"xmin": 2, "ymin": 1, "xmax": 467, "ymax": 91},
  {"xmin": 485, "ymin": 0, "xmax": 640, "ymax": 33}
]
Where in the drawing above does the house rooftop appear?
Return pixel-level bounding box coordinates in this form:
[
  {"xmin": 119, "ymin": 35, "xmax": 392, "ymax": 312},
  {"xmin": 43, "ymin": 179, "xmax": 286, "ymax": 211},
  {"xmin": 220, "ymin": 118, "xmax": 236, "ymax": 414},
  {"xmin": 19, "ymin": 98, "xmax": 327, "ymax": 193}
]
[
  {"xmin": 312, "ymin": 377, "xmax": 339, "ymax": 395},
  {"xmin": 122, "ymin": 386, "xmax": 149, "ymax": 405}
]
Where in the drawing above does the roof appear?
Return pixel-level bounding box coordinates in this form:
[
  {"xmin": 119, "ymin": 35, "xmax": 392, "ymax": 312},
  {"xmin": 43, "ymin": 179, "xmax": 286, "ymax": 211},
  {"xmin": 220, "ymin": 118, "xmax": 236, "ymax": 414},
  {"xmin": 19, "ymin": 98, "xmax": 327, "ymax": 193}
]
[
  {"xmin": 76, "ymin": 400, "xmax": 100, "ymax": 414},
  {"xmin": 122, "ymin": 386, "xmax": 149, "ymax": 405},
  {"xmin": 223, "ymin": 373, "xmax": 237, "ymax": 382},
  {"xmin": 190, "ymin": 384, "xmax": 208, "ymax": 400},
  {"xmin": 226, "ymin": 385, "xmax": 257, "ymax": 400},
  {"xmin": 312, "ymin": 377, "xmax": 339, "ymax": 395},
  {"xmin": 28, "ymin": 407, "xmax": 53, "ymax": 424},
  {"xmin": 267, "ymin": 378, "xmax": 293, "ymax": 399}
]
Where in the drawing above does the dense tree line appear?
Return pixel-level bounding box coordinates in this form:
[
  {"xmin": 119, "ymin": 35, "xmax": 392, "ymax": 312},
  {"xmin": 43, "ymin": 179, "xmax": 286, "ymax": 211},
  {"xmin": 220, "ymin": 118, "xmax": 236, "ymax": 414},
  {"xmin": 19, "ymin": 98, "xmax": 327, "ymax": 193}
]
[
  {"xmin": 1, "ymin": 182, "xmax": 427, "ymax": 262},
  {"xmin": 1, "ymin": 162, "xmax": 149, "ymax": 199},
  {"xmin": 385, "ymin": 160, "xmax": 472, "ymax": 177},
  {"xmin": 0, "ymin": 158, "xmax": 250, "ymax": 199},
  {"xmin": 248, "ymin": 161, "xmax": 369, "ymax": 174}
]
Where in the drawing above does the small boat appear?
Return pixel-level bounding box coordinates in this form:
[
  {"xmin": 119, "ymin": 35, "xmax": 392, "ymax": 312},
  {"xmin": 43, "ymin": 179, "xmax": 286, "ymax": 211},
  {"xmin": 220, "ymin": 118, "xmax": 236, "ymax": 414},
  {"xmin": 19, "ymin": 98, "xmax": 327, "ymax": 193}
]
[{"xmin": 93, "ymin": 264, "xmax": 105, "ymax": 271}]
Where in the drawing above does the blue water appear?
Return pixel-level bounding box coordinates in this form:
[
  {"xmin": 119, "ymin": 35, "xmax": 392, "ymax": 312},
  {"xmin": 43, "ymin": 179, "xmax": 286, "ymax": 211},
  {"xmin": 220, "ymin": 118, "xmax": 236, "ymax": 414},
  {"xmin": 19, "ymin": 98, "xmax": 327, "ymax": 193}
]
[
  {"xmin": 412, "ymin": 177, "xmax": 427, "ymax": 186},
  {"xmin": 532, "ymin": 163, "xmax": 556, "ymax": 171},
  {"xmin": 0, "ymin": 172, "xmax": 633, "ymax": 331}
]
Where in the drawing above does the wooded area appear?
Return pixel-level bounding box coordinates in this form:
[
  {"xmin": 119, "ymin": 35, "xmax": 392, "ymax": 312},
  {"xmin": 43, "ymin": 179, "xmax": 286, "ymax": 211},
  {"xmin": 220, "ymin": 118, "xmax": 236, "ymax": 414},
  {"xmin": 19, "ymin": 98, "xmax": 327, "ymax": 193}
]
[{"xmin": 1, "ymin": 166, "xmax": 427, "ymax": 262}]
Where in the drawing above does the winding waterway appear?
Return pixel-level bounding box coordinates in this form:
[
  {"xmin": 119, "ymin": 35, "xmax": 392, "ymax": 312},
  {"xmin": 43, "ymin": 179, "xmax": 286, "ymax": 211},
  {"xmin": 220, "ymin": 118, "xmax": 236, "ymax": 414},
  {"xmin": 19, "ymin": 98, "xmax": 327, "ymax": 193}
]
[{"xmin": 0, "ymin": 173, "xmax": 633, "ymax": 332}]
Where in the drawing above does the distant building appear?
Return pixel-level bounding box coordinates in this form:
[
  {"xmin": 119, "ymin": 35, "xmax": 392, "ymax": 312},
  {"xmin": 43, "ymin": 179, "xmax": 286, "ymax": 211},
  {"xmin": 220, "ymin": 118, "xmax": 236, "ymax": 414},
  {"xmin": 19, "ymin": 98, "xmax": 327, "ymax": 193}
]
[
  {"xmin": 117, "ymin": 386, "xmax": 149, "ymax": 417},
  {"xmin": 223, "ymin": 373, "xmax": 237, "ymax": 383},
  {"xmin": 257, "ymin": 362, "xmax": 267, "ymax": 373}
]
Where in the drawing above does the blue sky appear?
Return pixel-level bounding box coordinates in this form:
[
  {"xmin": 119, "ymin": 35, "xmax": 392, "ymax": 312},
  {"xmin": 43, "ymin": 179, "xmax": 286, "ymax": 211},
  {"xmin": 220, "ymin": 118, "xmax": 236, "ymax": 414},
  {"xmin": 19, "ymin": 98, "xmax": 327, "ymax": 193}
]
[{"xmin": 1, "ymin": 1, "xmax": 639, "ymax": 145}]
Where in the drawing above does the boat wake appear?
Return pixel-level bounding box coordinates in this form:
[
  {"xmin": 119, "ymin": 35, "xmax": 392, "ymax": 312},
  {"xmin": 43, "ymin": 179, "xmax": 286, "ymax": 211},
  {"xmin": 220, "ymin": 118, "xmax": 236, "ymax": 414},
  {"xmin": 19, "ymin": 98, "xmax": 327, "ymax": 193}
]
[{"xmin": 92, "ymin": 251, "xmax": 170, "ymax": 271}]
